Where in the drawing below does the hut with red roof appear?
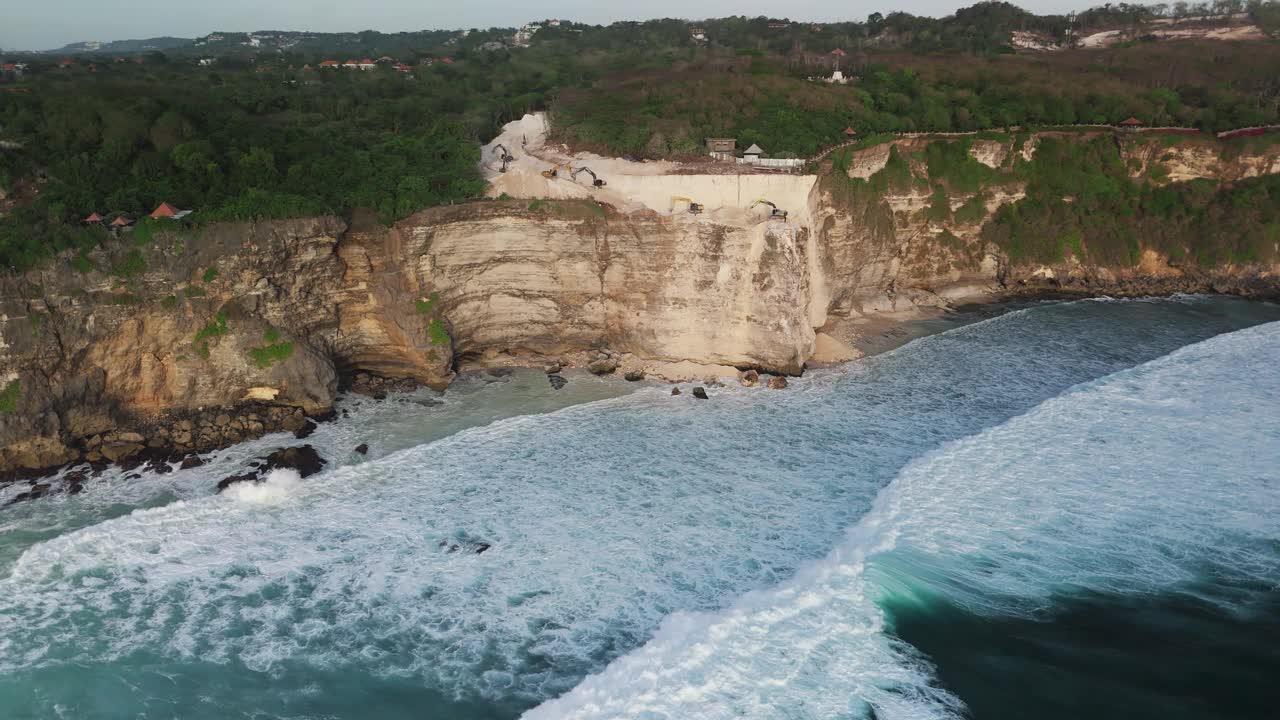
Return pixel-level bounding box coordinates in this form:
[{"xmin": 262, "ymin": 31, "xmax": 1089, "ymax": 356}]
[
  {"xmin": 1117, "ymin": 117, "xmax": 1144, "ymax": 132},
  {"xmin": 83, "ymin": 212, "xmax": 105, "ymax": 225},
  {"xmin": 150, "ymin": 201, "xmax": 192, "ymax": 220}
]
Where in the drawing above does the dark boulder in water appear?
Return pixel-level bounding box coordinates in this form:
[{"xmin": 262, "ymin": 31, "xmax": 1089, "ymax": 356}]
[
  {"xmin": 692, "ymin": 386, "xmax": 709, "ymax": 399},
  {"xmin": 671, "ymin": 387, "xmax": 682, "ymax": 395},
  {"xmin": 548, "ymin": 374, "xmax": 569, "ymax": 390},
  {"xmin": 624, "ymin": 370, "xmax": 645, "ymax": 382},
  {"xmin": 264, "ymin": 445, "xmax": 326, "ymax": 478},
  {"xmin": 216, "ymin": 444, "xmax": 327, "ymax": 493},
  {"xmin": 294, "ymin": 419, "xmax": 318, "ymax": 439},
  {"xmin": 768, "ymin": 376, "xmax": 789, "ymax": 390},
  {"xmin": 354, "ymin": 443, "xmax": 369, "ymax": 455},
  {"xmin": 179, "ymin": 455, "xmax": 205, "ymax": 469},
  {"xmin": 216, "ymin": 471, "xmax": 261, "ymax": 492}
]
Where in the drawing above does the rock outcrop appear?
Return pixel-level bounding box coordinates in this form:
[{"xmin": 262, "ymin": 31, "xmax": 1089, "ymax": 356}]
[{"xmin": 2, "ymin": 132, "xmax": 1279, "ymax": 474}]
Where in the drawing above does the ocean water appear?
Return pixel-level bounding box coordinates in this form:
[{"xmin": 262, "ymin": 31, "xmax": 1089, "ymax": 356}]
[{"xmin": 1, "ymin": 296, "xmax": 1278, "ymax": 719}]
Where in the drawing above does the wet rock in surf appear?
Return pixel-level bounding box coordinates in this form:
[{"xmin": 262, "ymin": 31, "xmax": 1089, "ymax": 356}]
[
  {"xmin": 671, "ymin": 387, "xmax": 682, "ymax": 395},
  {"xmin": 692, "ymin": 386, "xmax": 709, "ymax": 399},
  {"xmin": 264, "ymin": 445, "xmax": 326, "ymax": 477},
  {"xmin": 216, "ymin": 471, "xmax": 260, "ymax": 492},
  {"xmin": 354, "ymin": 443, "xmax": 369, "ymax": 455},
  {"xmin": 548, "ymin": 374, "xmax": 568, "ymax": 390},
  {"xmin": 179, "ymin": 455, "xmax": 205, "ymax": 469},
  {"xmin": 438, "ymin": 538, "xmax": 494, "ymax": 554},
  {"xmin": 624, "ymin": 370, "xmax": 645, "ymax": 382},
  {"xmin": 216, "ymin": 444, "xmax": 327, "ymax": 492},
  {"xmin": 294, "ymin": 419, "xmax": 318, "ymax": 439},
  {"xmin": 739, "ymin": 369, "xmax": 759, "ymax": 387},
  {"xmin": 768, "ymin": 376, "xmax": 789, "ymax": 390}
]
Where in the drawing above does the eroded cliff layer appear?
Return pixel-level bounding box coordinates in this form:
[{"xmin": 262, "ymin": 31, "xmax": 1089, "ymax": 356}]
[{"xmin": 2, "ymin": 131, "xmax": 1279, "ymax": 474}]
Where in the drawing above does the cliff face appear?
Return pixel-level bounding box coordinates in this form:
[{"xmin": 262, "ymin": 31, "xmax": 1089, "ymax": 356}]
[
  {"xmin": 2, "ymin": 133, "xmax": 1278, "ymax": 474},
  {"xmin": 0, "ymin": 216, "xmax": 453, "ymax": 472},
  {"xmin": 402, "ymin": 203, "xmax": 814, "ymax": 372},
  {"xmin": 0, "ymin": 203, "xmax": 815, "ymax": 472}
]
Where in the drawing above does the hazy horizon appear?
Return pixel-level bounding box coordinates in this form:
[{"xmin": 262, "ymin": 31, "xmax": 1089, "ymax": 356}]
[{"xmin": 3, "ymin": 0, "xmax": 1107, "ymax": 52}]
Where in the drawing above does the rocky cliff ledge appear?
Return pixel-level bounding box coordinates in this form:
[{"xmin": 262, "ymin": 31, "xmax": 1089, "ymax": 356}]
[{"xmin": 2, "ymin": 132, "xmax": 1279, "ymax": 474}]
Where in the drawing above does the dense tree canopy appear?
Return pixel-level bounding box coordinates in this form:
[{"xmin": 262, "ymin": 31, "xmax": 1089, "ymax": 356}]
[{"xmin": 1, "ymin": 1, "xmax": 1279, "ymax": 270}]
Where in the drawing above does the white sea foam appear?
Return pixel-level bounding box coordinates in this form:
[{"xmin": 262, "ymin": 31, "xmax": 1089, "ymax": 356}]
[
  {"xmin": 1, "ymin": 299, "xmax": 1276, "ymax": 718},
  {"xmin": 223, "ymin": 469, "xmax": 303, "ymax": 505},
  {"xmin": 527, "ymin": 321, "xmax": 1280, "ymax": 719}
]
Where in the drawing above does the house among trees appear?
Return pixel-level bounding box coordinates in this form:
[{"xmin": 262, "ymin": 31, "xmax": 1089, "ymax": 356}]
[
  {"xmin": 690, "ymin": 28, "xmax": 707, "ymax": 41},
  {"xmin": 319, "ymin": 60, "xmax": 339, "ymax": 68},
  {"xmin": 150, "ymin": 202, "xmax": 192, "ymax": 220},
  {"xmin": 83, "ymin": 212, "xmax": 104, "ymax": 225},
  {"xmin": 109, "ymin": 216, "xmax": 135, "ymax": 234},
  {"xmin": 744, "ymin": 143, "xmax": 764, "ymax": 160},
  {"xmin": 844, "ymin": 127, "xmax": 857, "ymax": 136},
  {"xmin": 768, "ymin": 21, "xmax": 790, "ymax": 29},
  {"xmin": 830, "ymin": 48, "xmax": 847, "ymax": 57},
  {"xmin": 1118, "ymin": 116, "xmax": 1144, "ymax": 131}
]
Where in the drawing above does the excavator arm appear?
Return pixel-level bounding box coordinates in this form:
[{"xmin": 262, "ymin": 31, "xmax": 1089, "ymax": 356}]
[
  {"xmin": 571, "ymin": 166, "xmax": 607, "ymax": 188},
  {"xmin": 750, "ymin": 199, "xmax": 788, "ymax": 221},
  {"xmin": 493, "ymin": 144, "xmax": 515, "ymax": 173},
  {"xmin": 669, "ymin": 196, "xmax": 704, "ymax": 215}
]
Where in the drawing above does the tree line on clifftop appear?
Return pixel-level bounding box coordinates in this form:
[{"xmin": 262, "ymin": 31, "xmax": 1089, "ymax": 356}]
[{"xmin": 1, "ymin": 1, "xmax": 1279, "ymax": 270}]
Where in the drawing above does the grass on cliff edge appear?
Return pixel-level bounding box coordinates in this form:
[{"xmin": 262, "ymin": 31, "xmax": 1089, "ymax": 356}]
[{"xmin": 0, "ymin": 379, "xmax": 20, "ymax": 413}]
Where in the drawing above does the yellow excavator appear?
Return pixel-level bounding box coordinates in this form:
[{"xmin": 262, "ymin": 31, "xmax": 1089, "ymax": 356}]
[
  {"xmin": 571, "ymin": 166, "xmax": 606, "ymax": 188},
  {"xmin": 751, "ymin": 199, "xmax": 788, "ymax": 221},
  {"xmin": 670, "ymin": 196, "xmax": 704, "ymax": 215},
  {"xmin": 493, "ymin": 144, "xmax": 515, "ymax": 173},
  {"xmin": 541, "ymin": 162, "xmax": 573, "ymax": 179}
]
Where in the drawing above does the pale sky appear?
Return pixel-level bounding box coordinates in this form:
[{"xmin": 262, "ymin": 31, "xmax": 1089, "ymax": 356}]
[{"xmin": 3, "ymin": 0, "xmax": 1107, "ymax": 52}]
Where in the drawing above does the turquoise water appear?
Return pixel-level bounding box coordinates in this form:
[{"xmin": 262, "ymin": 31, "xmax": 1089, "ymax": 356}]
[{"xmin": 2, "ymin": 297, "xmax": 1278, "ymax": 719}]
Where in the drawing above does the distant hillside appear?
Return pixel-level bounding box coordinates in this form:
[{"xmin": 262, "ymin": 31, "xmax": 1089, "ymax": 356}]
[{"xmin": 46, "ymin": 37, "xmax": 192, "ymax": 55}]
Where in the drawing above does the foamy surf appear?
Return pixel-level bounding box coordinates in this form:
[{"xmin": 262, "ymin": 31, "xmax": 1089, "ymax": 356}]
[
  {"xmin": 527, "ymin": 321, "xmax": 1280, "ymax": 719},
  {"xmin": 2, "ymin": 297, "xmax": 1278, "ymax": 719},
  {"xmin": 223, "ymin": 469, "xmax": 304, "ymax": 505}
]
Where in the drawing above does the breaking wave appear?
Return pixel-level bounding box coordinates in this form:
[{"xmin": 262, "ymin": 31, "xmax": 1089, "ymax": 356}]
[{"xmin": 1, "ymin": 297, "xmax": 1277, "ymax": 719}]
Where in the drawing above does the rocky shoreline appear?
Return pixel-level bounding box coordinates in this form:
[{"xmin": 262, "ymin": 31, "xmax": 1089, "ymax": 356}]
[{"xmin": 3, "ymin": 283, "xmax": 1276, "ymax": 505}]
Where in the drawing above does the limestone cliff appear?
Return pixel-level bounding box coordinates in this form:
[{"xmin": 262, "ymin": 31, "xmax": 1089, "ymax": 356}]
[{"xmin": 2, "ymin": 131, "xmax": 1278, "ymax": 474}]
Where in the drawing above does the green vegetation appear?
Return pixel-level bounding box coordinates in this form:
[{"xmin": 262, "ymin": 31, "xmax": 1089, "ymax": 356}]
[
  {"xmin": 71, "ymin": 252, "xmax": 97, "ymax": 273},
  {"xmin": 182, "ymin": 285, "xmax": 206, "ymax": 297},
  {"xmin": 427, "ymin": 318, "xmax": 449, "ymax": 346},
  {"xmin": 202, "ymin": 267, "xmax": 219, "ymax": 283},
  {"xmin": 926, "ymin": 185, "xmax": 952, "ymax": 222},
  {"xmin": 552, "ymin": 35, "xmax": 1280, "ymax": 159},
  {"xmin": 161, "ymin": 294, "xmax": 178, "ymax": 307},
  {"xmin": 415, "ymin": 292, "xmax": 440, "ymax": 314},
  {"xmin": 924, "ymin": 140, "xmax": 996, "ymax": 193},
  {"xmin": 246, "ymin": 326, "xmax": 292, "ymax": 368},
  {"xmin": 1, "ymin": 1, "xmax": 1279, "ymax": 272},
  {"xmin": 0, "ymin": 378, "xmax": 19, "ymax": 413},
  {"xmin": 984, "ymin": 137, "xmax": 1280, "ymax": 266},
  {"xmin": 194, "ymin": 311, "xmax": 229, "ymax": 343},
  {"xmin": 954, "ymin": 193, "xmax": 989, "ymax": 224},
  {"xmin": 110, "ymin": 249, "xmax": 147, "ymax": 278}
]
